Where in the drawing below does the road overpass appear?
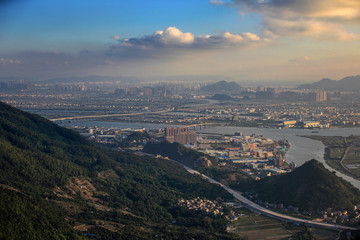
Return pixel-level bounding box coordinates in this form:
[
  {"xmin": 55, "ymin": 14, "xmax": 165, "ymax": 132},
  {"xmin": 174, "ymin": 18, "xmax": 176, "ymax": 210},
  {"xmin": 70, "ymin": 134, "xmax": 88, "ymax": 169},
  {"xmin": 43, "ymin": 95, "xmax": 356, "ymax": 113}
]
[{"xmin": 183, "ymin": 165, "xmax": 360, "ymax": 232}]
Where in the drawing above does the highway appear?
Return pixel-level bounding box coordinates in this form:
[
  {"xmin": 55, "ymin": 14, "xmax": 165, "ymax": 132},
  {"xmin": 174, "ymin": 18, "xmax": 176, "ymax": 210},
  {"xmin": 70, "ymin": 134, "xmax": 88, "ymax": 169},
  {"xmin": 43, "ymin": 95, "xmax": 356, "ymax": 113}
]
[{"xmin": 183, "ymin": 165, "xmax": 360, "ymax": 232}]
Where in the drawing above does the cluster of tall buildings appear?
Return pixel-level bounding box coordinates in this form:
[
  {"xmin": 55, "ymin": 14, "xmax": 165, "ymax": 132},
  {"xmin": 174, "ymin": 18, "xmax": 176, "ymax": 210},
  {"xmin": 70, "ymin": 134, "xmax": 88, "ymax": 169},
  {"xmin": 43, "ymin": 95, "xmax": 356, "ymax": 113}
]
[
  {"xmin": 165, "ymin": 127, "xmax": 197, "ymax": 145},
  {"xmin": 254, "ymin": 86, "xmax": 332, "ymax": 102},
  {"xmin": 309, "ymin": 90, "xmax": 327, "ymax": 102},
  {"xmin": 256, "ymin": 86, "xmax": 278, "ymax": 100},
  {"xmin": 115, "ymin": 87, "xmax": 167, "ymax": 97}
]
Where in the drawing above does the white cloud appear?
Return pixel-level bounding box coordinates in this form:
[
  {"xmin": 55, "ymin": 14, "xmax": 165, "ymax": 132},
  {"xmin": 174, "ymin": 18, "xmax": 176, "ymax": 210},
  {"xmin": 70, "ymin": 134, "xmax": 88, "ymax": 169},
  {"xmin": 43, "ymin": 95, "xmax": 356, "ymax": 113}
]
[
  {"xmin": 114, "ymin": 26, "xmax": 271, "ymax": 51},
  {"xmin": 222, "ymin": 32, "xmax": 243, "ymax": 43},
  {"xmin": 0, "ymin": 58, "xmax": 21, "ymax": 64},
  {"xmin": 242, "ymin": 32, "xmax": 261, "ymax": 41},
  {"xmin": 158, "ymin": 26, "xmax": 195, "ymax": 45},
  {"xmin": 118, "ymin": 27, "xmax": 194, "ymax": 48},
  {"xmin": 111, "ymin": 35, "xmax": 121, "ymax": 40}
]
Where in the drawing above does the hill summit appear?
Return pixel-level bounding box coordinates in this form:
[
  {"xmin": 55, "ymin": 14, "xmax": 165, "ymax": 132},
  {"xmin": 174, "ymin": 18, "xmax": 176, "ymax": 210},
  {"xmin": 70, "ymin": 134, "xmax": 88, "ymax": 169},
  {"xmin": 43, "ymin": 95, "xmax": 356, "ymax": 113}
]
[
  {"xmin": 298, "ymin": 75, "xmax": 360, "ymax": 91},
  {"xmin": 201, "ymin": 80, "xmax": 242, "ymax": 93},
  {"xmin": 237, "ymin": 159, "xmax": 360, "ymax": 214}
]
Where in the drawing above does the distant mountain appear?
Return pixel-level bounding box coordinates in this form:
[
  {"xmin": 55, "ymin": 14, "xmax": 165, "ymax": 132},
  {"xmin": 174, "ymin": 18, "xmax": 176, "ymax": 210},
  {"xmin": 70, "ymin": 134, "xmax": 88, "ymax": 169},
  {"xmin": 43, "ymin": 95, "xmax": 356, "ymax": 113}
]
[
  {"xmin": 236, "ymin": 159, "xmax": 360, "ymax": 214},
  {"xmin": 0, "ymin": 102, "xmax": 237, "ymax": 239},
  {"xmin": 298, "ymin": 75, "xmax": 360, "ymax": 91},
  {"xmin": 201, "ymin": 81, "xmax": 242, "ymax": 93}
]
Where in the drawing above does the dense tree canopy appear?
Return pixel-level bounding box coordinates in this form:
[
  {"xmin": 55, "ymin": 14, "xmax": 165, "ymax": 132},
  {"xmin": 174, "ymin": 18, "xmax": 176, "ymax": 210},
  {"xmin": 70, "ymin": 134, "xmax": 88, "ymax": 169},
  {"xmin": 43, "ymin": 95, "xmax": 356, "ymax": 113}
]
[{"xmin": 0, "ymin": 102, "xmax": 238, "ymax": 239}]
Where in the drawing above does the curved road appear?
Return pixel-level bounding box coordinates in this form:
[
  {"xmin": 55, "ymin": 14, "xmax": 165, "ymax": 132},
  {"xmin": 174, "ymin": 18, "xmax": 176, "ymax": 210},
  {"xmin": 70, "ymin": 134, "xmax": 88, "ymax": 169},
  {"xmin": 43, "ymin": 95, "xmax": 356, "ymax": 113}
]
[{"xmin": 183, "ymin": 165, "xmax": 360, "ymax": 232}]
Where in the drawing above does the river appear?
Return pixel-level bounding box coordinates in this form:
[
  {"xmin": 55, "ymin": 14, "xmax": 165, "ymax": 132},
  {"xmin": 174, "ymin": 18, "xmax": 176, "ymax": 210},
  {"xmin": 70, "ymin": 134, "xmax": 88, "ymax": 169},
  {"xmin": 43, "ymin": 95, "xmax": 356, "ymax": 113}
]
[
  {"xmin": 197, "ymin": 126, "xmax": 360, "ymax": 189},
  {"xmin": 59, "ymin": 119, "xmax": 360, "ymax": 189}
]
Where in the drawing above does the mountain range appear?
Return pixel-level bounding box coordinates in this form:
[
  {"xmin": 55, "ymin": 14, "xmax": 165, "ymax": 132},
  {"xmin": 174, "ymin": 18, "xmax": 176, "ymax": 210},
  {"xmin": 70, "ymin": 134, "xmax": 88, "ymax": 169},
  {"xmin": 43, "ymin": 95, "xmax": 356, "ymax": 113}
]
[{"xmin": 298, "ymin": 75, "xmax": 360, "ymax": 91}]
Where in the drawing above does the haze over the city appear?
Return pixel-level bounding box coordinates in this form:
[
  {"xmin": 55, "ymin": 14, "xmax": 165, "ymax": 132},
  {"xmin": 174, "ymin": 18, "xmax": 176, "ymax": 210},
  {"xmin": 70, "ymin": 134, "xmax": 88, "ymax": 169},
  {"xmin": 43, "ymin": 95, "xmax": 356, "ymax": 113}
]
[{"xmin": 0, "ymin": 0, "xmax": 359, "ymax": 83}]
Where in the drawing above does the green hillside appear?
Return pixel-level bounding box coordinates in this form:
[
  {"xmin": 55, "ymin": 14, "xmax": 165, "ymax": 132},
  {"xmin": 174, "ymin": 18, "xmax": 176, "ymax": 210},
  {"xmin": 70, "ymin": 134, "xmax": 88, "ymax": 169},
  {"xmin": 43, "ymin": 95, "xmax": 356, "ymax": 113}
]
[
  {"xmin": 235, "ymin": 159, "xmax": 360, "ymax": 214},
  {"xmin": 0, "ymin": 187, "xmax": 82, "ymax": 240},
  {"xmin": 0, "ymin": 102, "xmax": 237, "ymax": 239},
  {"xmin": 143, "ymin": 141, "xmax": 217, "ymax": 168}
]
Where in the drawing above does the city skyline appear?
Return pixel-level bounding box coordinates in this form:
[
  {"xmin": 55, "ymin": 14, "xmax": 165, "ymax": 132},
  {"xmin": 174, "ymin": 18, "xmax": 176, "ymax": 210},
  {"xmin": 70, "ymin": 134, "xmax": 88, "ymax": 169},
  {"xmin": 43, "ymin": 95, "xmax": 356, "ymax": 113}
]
[{"xmin": 0, "ymin": 0, "xmax": 359, "ymax": 83}]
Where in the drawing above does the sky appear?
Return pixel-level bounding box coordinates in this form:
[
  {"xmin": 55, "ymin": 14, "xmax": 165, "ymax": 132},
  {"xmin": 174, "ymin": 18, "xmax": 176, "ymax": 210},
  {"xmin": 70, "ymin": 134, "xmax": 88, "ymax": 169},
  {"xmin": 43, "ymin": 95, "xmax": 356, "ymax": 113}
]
[{"xmin": 0, "ymin": 0, "xmax": 359, "ymax": 83}]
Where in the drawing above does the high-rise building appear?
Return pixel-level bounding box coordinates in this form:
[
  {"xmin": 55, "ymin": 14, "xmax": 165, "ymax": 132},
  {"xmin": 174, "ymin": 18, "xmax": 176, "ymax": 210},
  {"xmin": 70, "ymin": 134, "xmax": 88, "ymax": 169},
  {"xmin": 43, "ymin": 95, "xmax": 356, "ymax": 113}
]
[
  {"xmin": 316, "ymin": 90, "xmax": 327, "ymax": 102},
  {"xmin": 256, "ymin": 86, "xmax": 277, "ymax": 99},
  {"xmin": 309, "ymin": 90, "xmax": 327, "ymax": 102},
  {"xmin": 165, "ymin": 127, "xmax": 197, "ymax": 144}
]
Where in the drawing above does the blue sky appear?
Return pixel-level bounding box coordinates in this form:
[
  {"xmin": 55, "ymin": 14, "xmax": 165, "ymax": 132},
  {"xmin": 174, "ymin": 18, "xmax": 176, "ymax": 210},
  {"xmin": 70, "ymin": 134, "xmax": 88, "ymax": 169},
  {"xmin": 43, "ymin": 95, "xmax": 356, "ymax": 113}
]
[
  {"xmin": 1, "ymin": 0, "xmax": 252, "ymax": 51},
  {"xmin": 0, "ymin": 0, "xmax": 359, "ymax": 82}
]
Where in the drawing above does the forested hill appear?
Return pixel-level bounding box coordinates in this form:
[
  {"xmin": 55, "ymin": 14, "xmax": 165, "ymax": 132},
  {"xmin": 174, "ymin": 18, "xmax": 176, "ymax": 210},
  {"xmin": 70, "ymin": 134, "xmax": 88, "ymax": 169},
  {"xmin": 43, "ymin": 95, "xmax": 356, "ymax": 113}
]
[
  {"xmin": 235, "ymin": 159, "xmax": 360, "ymax": 214},
  {"xmin": 0, "ymin": 101, "xmax": 94, "ymax": 195},
  {"xmin": 0, "ymin": 102, "xmax": 238, "ymax": 240},
  {"xmin": 200, "ymin": 80, "xmax": 242, "ymax": 93},
  {"xmin": 143, "ymin": 141, "xmax": 218, "ymax": 168}
]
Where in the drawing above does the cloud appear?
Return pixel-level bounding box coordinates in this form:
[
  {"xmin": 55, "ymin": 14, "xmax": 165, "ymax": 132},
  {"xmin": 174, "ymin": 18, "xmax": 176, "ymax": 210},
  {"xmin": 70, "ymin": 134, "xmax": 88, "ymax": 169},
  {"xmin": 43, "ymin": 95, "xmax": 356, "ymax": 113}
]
[
  {"xmin": 155, "ymin": 27, "xmax": 195, "ymax": 45},
  {"xmin": 117, "ymin": 27, "xmax": 195, "ymax": 49},
  {"xmin": 210, "ymin": 0, "xmax": 227, "ymax": 6},
  {"xmin": 112, "ymin": 26, "xmax": 271, "ymax": 53},
  {"xmin": 230, "ymin": 0, "xmax": 360, "ymax": 41},
  {"xmin": 264, "ymin": 0, "xmax": 360, "ymax": 22},
  {"xmin": 232, "ymin": 0, "xmax": 360, "ymax": 20},
  {"xmin": 80, "ymin": 49, "xmax": 89, "ymax": 54},
  {"xmin": 111, "ymin": 35, "xmax": 121, "ymax": 40},
  {"xmin": 0, "ymin": 58, "xmax": 21, "ymax": 64},
  {"xmin": 264, "ymin": 17, "xmax": 360, "ymax": 41},
  {"xmin": 289, "ymin": 56, "xmax": 310, "ymax": 63}
]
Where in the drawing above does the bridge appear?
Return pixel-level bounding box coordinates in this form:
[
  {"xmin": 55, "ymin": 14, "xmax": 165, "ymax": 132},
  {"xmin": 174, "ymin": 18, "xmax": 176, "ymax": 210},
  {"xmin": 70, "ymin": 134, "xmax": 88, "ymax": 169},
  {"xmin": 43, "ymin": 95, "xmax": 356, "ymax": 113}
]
[{"xmin": 50, "ymin": 109, "xmax": 171, "ymax": 122}]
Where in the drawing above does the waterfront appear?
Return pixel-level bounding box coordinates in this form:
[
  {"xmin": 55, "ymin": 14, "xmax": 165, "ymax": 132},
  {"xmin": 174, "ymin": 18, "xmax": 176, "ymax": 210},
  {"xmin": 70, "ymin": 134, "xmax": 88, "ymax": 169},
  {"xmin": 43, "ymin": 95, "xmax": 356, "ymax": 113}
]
[
  {"xmin": 59, "ymin": 119, "xmax": 360, "ymax": 189},
  {"xmin": 60, "ymin": 120, "xmax": 182, "ymax": 130},
  {"xmin": 197, "ymin": 126, "xmax": 360, "ymax": 189}
]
